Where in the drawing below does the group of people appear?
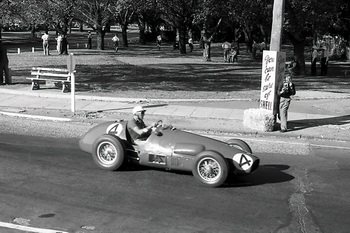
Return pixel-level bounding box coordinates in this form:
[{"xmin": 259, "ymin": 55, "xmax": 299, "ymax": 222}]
[
  {"xmin": 221, "ymin": 41, "xmax": 238, "ymax": 63},
  {"xmin": 41, "ymin": 31, "xmax": 69, "ymax": 56},
  {"xmin": 156, "ymin": 34, "xmax": 194, "ymax": 52},
  {"xmin": 311, "ymin": 45, "xmax": 329, "ymax": 76}
]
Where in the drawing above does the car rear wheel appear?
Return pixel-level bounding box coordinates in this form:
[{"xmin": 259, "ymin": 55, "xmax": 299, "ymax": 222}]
[
  {"xmin": 227, "ymin": 139, "xmax": 252, "ymax": 153},
  {"xmin": 192, "ymin": 151, "xmax": 229, "ymax": 187},
  {"xmin": 92, "ymin": 135, "xmax": 125, "ymax": 171}
]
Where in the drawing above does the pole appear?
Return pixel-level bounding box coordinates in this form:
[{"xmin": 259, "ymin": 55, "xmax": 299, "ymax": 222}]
[
  {"xmin": 71, "ymin": 72, "xmax": 75, "ymax": 113},
  {"xmin": 270, "ymin": 0, "xmax": 285, "ymax": 51},
  {"xmin": 268, "ymin": 0, "xmax": 286, "ymax": 119},
  {"xmin": 67, "ymin": 53, "xmax": 76, "ymax": 113}
]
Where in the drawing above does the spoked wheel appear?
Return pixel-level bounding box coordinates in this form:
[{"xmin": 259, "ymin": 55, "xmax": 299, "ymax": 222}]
[
  {"xmin": 92, "ymin": 135, "xmax": 125, "ymax": 170},
  {"xmin": 192, "ymin": 151, "xmax": 228, "ymax": 187}
]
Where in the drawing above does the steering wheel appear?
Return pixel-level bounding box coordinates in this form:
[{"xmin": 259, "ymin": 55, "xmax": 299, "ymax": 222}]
[{"xmin": 156, "ymin": 120, "xmax": 163, "ymax": 127}]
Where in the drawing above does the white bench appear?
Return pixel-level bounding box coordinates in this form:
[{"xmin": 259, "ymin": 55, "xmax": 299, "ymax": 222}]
[{"xmin": 27, "ymin": 67, "xmax": 73, "ymax": 92}]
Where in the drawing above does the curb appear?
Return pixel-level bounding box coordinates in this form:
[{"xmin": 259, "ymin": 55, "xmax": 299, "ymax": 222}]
[
  {"xmin": 0, "ymin": 111, "xmax": 72, "ymax": 122},
  {"xmin": 0, "ymin": 88, "xmax": 254, "ymax": 103}
]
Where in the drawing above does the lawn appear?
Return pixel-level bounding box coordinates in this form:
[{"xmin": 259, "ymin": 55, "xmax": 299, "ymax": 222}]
[{"xmin": 2, "ymin": 30, "xmax": 350, "ymax": 100}]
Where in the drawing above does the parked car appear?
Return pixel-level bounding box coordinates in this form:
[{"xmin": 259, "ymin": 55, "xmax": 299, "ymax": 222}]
[{"xmin": 79, "ymin": 120, "xmax": 260, "ymax": 187}]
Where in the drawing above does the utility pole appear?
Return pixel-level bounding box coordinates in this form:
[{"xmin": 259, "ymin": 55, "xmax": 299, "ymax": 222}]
[
  {"xmin": 270, "ymin": 0, "xmax": 285, "ymax": 51},
  {"xmin": 258, "ymin": 0, "xmax": 286, "ymax": 129}
]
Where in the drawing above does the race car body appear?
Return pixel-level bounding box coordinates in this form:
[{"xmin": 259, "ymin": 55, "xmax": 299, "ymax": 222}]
[{"xmin": 79, "ymin": 120, "xmax": 259, "ymax": 187}]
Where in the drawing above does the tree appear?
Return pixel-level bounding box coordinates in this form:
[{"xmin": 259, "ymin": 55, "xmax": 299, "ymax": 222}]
[
  {"xmin": 0, "ymin": 0, "xmax": 11, "ymax": 40},
  {"xmin": 76, "ymin": 0, "xmax": 112, "ymax": 50},
  {"xmin": 109, "ymin": 0, "xmax": 135, "ymax": 48},
  {"xmin": 158, "ymin": 0, "xmax": 197, "ymax": 54},
  {"xmin": 226, "ymin": 0, "xmax": 272, "ymax": 52},
  {"xmin": 134, "ymin": 0, "xmax": 162, "ymax": 45}
]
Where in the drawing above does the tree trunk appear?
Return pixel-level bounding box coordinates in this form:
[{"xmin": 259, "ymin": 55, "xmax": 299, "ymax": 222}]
[
  {"xmin": 137, "ymin": 16, "xmax": 146, "ymax": 45},
  {"xmin": 121, "ymin": 24, "xmax": 128, "ymax": 48},
  {"xmin": 292, "ymin": 39, "xmax": 306, "ymax": 75},
  {"xmin": 178, "ymin": 24, "xmax": 187, "ymax": 54},
  {"xmin": 96, "ymin": 26, "xmax": 105, "ymax": 50}
]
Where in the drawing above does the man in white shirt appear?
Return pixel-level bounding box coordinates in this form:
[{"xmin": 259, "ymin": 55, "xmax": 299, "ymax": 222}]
[{"xmin": 41, "ymin": 32, "xmax": 50, "ymax": 55}]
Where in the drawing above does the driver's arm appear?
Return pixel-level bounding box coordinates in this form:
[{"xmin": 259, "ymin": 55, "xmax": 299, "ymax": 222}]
[{"xmin": 132, "ymin": 125, "xmax": 153, "ymax": 136}]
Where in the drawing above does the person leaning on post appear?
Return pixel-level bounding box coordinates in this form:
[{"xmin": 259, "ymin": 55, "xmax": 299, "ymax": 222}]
[{"xmin": 277, "ymin": 73, "xmax": 296, "ymax": 133}]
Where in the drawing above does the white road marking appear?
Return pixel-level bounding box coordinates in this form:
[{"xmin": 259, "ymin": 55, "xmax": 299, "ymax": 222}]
[
  {"xmin": 0, "ymin": 111, "xmax": 72, "ymax": 122},
  {"xmin": 0, "ymin": 221, "xmax": 68, "ymax": 233}
]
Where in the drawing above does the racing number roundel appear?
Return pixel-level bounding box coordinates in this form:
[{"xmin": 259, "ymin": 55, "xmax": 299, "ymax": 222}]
[
  {"xmin": 106, "ymin": 123, "xmax": 123, "ymax": 136},
  {"xmin": 233, "ymin": 153, "xmax": 253, "ymax": 171}
]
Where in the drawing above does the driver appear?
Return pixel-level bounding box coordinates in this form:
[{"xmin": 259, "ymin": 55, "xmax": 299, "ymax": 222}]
[{"xmin": 128, "ymin": 106, "xmax": 157, "ymax": 141}]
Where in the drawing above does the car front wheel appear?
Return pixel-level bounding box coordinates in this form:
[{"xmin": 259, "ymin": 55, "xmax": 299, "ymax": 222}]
[
  {"xmin": 192, "ymin": 151, "xmax": 229, "ymax": 187},
  {"xmin": 92, "ymin": 135, "xmax": 125, "ymax": 171}
]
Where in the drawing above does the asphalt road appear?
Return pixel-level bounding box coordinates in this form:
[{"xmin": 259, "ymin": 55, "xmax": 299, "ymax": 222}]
[{"xmin": 0, "ymin": 118, "xmax": 349, "ymax": 233}]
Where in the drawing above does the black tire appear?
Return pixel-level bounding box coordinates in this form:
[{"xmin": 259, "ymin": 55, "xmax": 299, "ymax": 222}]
[
  {"xmin": 192, "ymin": 151, "xmax": 229, "ymax": 187},
  {"xmin": 92, "ymin": 135, "xmax": 125, "ymax": 171},
  {"xmin": 227, "ymin": 139, "xmax": 252, "ymax": 153}
]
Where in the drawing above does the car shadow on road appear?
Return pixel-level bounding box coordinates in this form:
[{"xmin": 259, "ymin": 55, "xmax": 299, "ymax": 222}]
[
  {"xmin": 288, "ymin": 115, "xmax": 350, "ymax": 132},
  {"xmin": 224, "ymin": 164, "xmax": 294, "ymax": 187}
]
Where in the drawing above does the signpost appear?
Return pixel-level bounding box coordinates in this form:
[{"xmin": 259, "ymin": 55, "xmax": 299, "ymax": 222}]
[
  {"xmin": 260, "ymin": 51, "xmax": 286, "ymax": 115},
  {"xmin": 67, "ymin": 53, "xmax": 76, "ymax": 113}
]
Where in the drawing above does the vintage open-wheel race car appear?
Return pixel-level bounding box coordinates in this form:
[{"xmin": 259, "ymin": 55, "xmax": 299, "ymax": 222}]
[{"xmin": 79, "ymin": 120, "xmax": 260, "ymax": 187}]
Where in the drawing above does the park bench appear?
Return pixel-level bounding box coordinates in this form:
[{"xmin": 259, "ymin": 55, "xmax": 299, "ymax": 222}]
[{"xmin": 27, "ymin": 67, "xmax": 73, "ymax": 92}]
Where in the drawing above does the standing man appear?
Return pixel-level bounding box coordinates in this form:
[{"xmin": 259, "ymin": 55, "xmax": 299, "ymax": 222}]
[
  {"xmin": 277, "ymin": 74, "xmax": 296, "ymax": 132},
  {"xmin": 222, "ymin": 41, "xmax": 231, "ymax": 62},
  {"xmin": 112, "ymin": 34, "xmax": 120, "ymax": 52},
  {"xmin": 188, "ymin": 37, "xmax": 193, "ymax": 52},
  {"xmin": 41, "ymin": 31, "xmax": 50, "ymax": 55},
  {"xmin": 200, "ymin": 30, "xmax": 212, "ymax": 61},
  {"xmin": 87, "ymin": 31, "xmax": 92, "ymax": 49},
  {"xmin": 320, "ymin": 45, "xmax": 329, "ymax": 75},
  {"xmin": 55, "ymin": 33, "xmax": 63, "ymax": 54},
  {"xmin": 311, "ymin": 46, "xmax": 318, "ymax": 75},
  {"xmin": 0, "ymin": 42, "xmax": 10, "ymax": 85},
  {"xmin": 60, "ymin": 34, "xmax": 68, "ymax": 55},
  {"xmin": 156, "ymin": 34, "xmax": 162, "ymax": 50}
]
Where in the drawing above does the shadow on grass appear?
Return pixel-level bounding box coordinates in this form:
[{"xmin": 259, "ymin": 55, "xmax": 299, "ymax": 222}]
[{"xmin": 3, "ymin": 31, "xmax": 350, "ymax": 95}]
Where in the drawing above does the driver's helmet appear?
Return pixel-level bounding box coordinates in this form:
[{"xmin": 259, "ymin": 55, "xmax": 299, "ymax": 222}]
[{"xmin": 133, "ymin": 106, "xmax": 146, "ymax": 115}]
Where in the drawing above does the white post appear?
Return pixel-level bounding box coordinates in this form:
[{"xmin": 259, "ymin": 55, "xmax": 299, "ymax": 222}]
[
  {"xmin": 67, "ymin": 53, "xmax": 76, "ymax": 113},
  {"xmin": 71, "ymin": 72, "xmax": 75, "ymax": 113},
  {"xmin": 17, "ymin": 48, "xmax": 20, "ymax": 54}
]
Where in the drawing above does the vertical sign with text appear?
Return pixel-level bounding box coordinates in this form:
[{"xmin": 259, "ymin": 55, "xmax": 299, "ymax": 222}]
[{"xmin": 260, "ymin": 50, "xmax": 285, "ymax": 114}]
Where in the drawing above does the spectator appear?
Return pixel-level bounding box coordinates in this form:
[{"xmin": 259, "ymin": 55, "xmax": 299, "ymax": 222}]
[
  {"xmin": 41, "ymin": 31, "xmax": 50, "ymax": 55},
  {"xmin": 0, "ymin": 42, "xmax": 10, "ymax": 85},
  {"xmin": 200, "ymin": 30, "xmax": 212, "ymax": 61},
  {"xmin": 277, "ymin": 74, "xmax": 296, "ymax": 133},
  {"xmin": 156, "ymin": 34, "xmax": 162, "ymax": 50},
  {"xmin": 311, "ymin": 46, "xmax": 318, "ymax": 76},
  {"xmin": 112, "ymin": 34, "xmax": 120, "ymax": 52},
  {"xmin": 188, "ymin": 37, "xmax": 193, "ymax": 52},
  {"xmin": 287, "ymin": 58, "xmax": 298, "ymax": 76},
  {"xmin": 222, "ymin": 41, "xmax": 231, "ymax": 62},
  {"xmin": 60, "ymin": 34, "xmax": 68, "ymax": 55},
  {"xmin": 320, "ymin": 45, "xmax": 329, "ymax": 75},
  {"xmin": 87, "ymin": 31, "xmax": 92, "ymax": 49},
  {"xmin": 55, "ymin": 33, "xmax": 63, "ymax": 54}
]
